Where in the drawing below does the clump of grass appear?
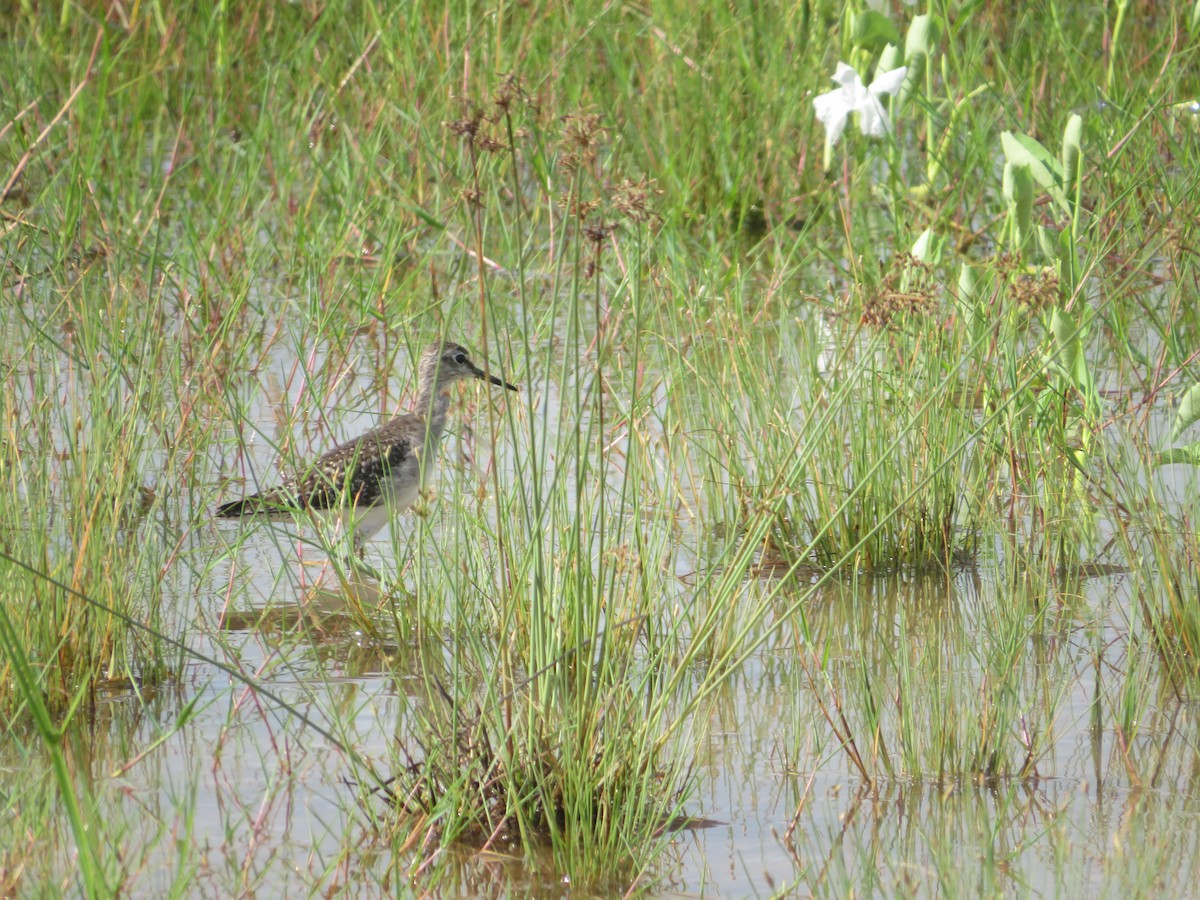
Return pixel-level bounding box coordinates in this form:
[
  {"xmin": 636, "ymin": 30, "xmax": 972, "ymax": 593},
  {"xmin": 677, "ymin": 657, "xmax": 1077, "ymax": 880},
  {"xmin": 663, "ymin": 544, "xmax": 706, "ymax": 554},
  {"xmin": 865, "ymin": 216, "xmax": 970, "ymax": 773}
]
[
  {"xmin": 807, "ymin": 571, "xmax": 1069, "ymax": 782},
  {"xmin": 0, "ymin": 289, "xmax": 170, "ymax": 714},
  {"xmin": 685, "ymin": 286, "xmax": 985, "ymax": 575},
  {"xmin": 1115, "ymin": 507, "xmax": 1200, "ymax": 692},
  {"xmin": 798, "ymin": 347, "xmax": 981, "ymax": 571},
  {"xmin": 0, "ymin": 601, "xmax": 112, "ymax": 895},
  {"xmin": 383, "ymin": 634, "xmax": 688, "ymax": 869},
  {"xmin": 352, "ymin": 85, "xmax": 698, "ymax": 891}
]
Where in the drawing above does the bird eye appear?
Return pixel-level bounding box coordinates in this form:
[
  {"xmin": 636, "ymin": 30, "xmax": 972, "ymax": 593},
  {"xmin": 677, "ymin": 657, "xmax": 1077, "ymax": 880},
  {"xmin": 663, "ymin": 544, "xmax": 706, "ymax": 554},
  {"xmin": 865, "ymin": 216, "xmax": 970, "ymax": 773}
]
[{"xmin": 454, "ymin": 352, "xmax": 467, "ymax": 365}]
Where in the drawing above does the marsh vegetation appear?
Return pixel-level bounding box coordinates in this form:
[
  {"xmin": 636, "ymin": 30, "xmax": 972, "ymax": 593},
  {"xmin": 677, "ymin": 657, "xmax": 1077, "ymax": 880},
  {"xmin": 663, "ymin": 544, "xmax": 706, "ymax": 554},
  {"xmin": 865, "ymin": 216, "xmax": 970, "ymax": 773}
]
[{"xmin": 2, "ymin": 1, "xmax": 1200, "ymax": 895}]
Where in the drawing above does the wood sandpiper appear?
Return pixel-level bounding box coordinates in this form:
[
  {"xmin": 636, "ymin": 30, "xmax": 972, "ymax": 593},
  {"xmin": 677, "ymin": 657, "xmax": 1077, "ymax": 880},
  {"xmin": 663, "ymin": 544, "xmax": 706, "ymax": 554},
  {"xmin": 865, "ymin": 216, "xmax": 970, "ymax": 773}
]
[{"xmin": 215, "ymin": 341, "xmax": 517, "ymax": 569}]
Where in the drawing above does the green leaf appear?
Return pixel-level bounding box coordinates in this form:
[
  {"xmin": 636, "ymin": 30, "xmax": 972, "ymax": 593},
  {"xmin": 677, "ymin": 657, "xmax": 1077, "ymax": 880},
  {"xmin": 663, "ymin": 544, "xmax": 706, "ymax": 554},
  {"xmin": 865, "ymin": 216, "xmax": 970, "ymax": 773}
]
[
  {"xmin": 955, "ymin": 264, "xmax": 987, "ymax": 349},
  {"xmin": 879, "ymin": 43, "xmax": 903, "ymax": 73},
  {"xmin": 853, "ymin": 10, "xmax": 901, "ymax": 48},
  {"xmin": 1050, "ymin": 307, "xmax": 1080, "ymax": 375},
  {"xmin": 1155, "ymin": 444, "xmax": 1200, "ymax": 466},
  {"xmin": 905, "ymin": 14, "xmax": 940, "ymax": 59},
  {"xmin": 1001, "ymin": 131, "xmax": 1064, "ymax": 187},
  {"xmin": 1061, "ymin": 114, "xmax": 1083, "ymax": 193},
  {"xmin": 1057, "ymin": 225, "xmax": 1079, "ymax": 294},
  {"xmin": 911, "ymin": 228, "xmax": 936, "ymax": 262},
  {"xmin": 1002, "ymin": 130, "xmax": 1069, "ymax": 213},
  {"xmin": 1062, "ymin": 114, "xmax": 1083, "ymax": 230},
  {"xmin": 1170, "ymin": 383, "xmax": 1200, "ymax": 442},
  {"xmin": 1050, "ymin": 307, "xmax": 1098, "ymax": 413},
  {"xmin": 1037, "ymin": 225, "xmax": 1061, "ymax": 260},
  {"xmin": 1003, "ymin": 161, "xmax": 1034, "ymax": 250},
  {"xmin": 957, "ymin": 262, "xmax": 976, "ymax": 303}
]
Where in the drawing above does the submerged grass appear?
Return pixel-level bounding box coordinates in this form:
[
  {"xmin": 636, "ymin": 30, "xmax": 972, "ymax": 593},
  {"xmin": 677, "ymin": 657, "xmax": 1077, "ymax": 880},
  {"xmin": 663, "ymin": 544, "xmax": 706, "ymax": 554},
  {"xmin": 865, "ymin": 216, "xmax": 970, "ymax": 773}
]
[{"xmin": 3, "ymin": 0, "xmax": 1200, "ymax": 894}]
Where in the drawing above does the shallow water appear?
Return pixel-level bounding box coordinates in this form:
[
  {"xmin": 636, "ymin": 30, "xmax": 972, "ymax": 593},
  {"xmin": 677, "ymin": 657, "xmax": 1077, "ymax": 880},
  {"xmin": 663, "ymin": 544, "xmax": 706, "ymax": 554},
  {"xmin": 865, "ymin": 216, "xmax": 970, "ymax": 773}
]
[
  {"xmin": 6, "ymin": 286, "xmax": 1200, "ymax": 896},
  {"xmin": 5, "ymin": 539, "xmax": 1195, "ymax": 897}
]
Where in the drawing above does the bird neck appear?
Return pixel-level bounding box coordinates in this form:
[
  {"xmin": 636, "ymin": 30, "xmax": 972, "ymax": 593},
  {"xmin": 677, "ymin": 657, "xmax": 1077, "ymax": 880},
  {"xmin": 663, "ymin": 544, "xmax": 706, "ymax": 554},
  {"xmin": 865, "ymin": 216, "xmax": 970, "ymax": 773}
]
[{"xmin": 417, "ymin": 385, "xmax": 452, "ymax": 448}]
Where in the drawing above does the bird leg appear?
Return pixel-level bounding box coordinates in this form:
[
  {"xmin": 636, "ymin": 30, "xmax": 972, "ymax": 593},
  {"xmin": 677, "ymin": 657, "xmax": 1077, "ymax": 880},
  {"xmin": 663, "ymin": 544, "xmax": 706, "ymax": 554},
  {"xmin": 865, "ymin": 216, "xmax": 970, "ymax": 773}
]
[{"xmin": 331, "ymin": 530, "xmax": 382, "ymax": 583}]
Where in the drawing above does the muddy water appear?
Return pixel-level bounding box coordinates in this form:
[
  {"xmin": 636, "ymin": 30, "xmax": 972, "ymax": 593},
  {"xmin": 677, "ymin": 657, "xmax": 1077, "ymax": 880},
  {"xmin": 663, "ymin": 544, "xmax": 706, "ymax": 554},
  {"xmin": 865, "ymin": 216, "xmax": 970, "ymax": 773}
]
[
  {"xmin": 12, "ymin": 539, "xmax": 1194, "ymax": 896},
  {"xmin": 8, "ymin": 317, "xmax": 1200, "ymax": 896}
]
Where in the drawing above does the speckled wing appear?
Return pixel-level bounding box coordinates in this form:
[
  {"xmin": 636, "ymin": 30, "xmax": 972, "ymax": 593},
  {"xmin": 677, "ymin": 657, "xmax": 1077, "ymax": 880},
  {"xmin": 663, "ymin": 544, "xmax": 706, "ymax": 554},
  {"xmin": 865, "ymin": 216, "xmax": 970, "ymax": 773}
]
[{"xmin": 216, "ymin": 420, "xmax": 416, "ymax": 517}]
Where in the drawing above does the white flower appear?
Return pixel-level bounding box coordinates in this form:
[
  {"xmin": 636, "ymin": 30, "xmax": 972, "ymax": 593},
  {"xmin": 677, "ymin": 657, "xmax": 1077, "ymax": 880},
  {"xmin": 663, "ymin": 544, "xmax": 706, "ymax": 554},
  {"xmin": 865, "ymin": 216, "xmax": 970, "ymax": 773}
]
[{"xmin": 813, "ymin": 62, "xmax": 908, "ymax": 145}]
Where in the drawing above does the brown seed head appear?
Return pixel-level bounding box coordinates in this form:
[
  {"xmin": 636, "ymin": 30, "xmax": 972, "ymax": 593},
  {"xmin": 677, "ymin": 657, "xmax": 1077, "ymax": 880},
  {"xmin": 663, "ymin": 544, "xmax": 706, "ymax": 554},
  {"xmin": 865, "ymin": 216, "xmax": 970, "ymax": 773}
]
[
  {"xmin": 583, "ymin": 221, "xmax": 616, "ymax": 245},
  {"xmin": 614, "ymin": 176, "xmax": 663, "ymax": 224},
  {"xmin": 558, "ymin": 112, "xmax": 605, "ymax": 173},
  {"xmin": 560, "ymin": 194, "xmax": 601, "ymax": 221},
  {"xmin": 444, "ymin": 103, "xmax": 485, "ymax": 141},
  {"xmin": 493, "ymin": 73, "xmax": 529, "ymax": 112}
]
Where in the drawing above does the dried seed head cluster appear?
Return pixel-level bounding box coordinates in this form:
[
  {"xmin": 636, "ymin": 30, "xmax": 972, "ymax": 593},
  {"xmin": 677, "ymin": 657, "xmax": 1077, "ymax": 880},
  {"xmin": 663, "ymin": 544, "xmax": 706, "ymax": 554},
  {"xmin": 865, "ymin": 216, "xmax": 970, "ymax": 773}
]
[
  {"xmin": 443, "ymin": 101, "xmax": 508, "ymax": 154},
  {"xmin": 558, "ymin": 112, "xmax": 605, "ymax": 173},
  {"xmin": 475, "ymin": 133, "xmax": 508, "ymax": 154},
  {"xmin": 860, "ymin": 289, "xmax": 935, "ymax": 327},
  {"xmin": 1011, "ymin": 268, "xmax": 1060, "ymax": 310},
  {"xmin": 993, "ymin": 253, "xmax": 1061, "ymax": 310},
  {"xmin": 561, "ymin": 194, "xmax": 602, "ymax": 221},
  {"xmin": 582, "ymin": 222, "xmax": 617, "ymax": 279},
  {"xmin": 492, "ymin": 73, "xmax": 530, "ymax": 113},
  {"xmin": 614, "ymin": 176, "xmax": 663, "ymax": 224},
  {"xmin": 860, "ymin": 254, "xmax": 938, "ymax": 328},
  {"xmin": 460, "ymin": 187, "xmax": 484, "ymax": 209},
  {"xmin": 583, "ymin": 221, "xmax": 617, "ymax": 245},
  {"xmin": 444, "ymin": 103, "xmax": 485, "ymax": 141}
]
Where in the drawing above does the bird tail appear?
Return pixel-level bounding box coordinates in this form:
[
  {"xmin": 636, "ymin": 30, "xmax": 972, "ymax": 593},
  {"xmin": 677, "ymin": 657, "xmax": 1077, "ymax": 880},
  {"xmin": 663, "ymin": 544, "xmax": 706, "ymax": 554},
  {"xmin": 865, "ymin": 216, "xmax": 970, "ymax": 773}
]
[{"xmin": 215, "ymin": 496, "xmax": 253, "ymax": 517}]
